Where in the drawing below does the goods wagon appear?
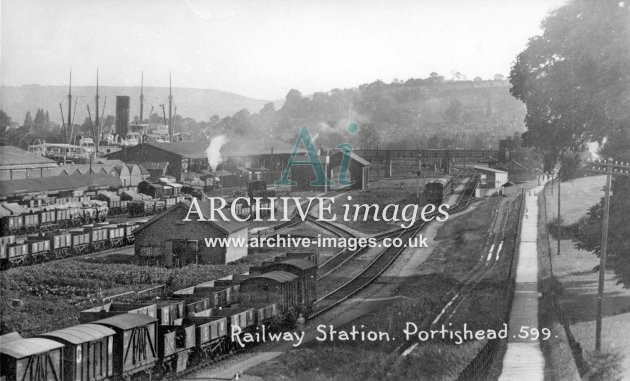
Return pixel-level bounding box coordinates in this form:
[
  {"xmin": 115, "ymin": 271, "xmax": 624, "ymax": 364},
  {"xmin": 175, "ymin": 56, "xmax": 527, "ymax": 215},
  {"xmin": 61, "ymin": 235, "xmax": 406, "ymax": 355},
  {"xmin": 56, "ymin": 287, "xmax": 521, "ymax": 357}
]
[
  {"xmin": 39, "ymin": 324, "xmax": 116, "ymax": 381},
  {"xmin": 239, "ymin": 271, "xmax": 300, "ymax": 318},
  {"xmin": 0, "ymin": 332, "xmax": 64, "ymax": 381},
  {"xmin": 92, "ymin": 314, "xmax": 158, "ymax": 378},
  {"xmin": 254, "ymin": 259, "xmax": 317, "ymax": 315}
]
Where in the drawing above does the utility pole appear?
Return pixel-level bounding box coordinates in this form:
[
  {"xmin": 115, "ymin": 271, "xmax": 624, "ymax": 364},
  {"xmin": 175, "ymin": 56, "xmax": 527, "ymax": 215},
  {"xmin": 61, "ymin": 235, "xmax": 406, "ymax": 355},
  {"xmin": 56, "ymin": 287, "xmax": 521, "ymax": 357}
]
[
  {"xmin": 587, "ymin": 159, "xmax": 630, "ymax": 351},
  {"xmin": 557, "ymin": 179, "xmax": 561, "ymax": 255}
]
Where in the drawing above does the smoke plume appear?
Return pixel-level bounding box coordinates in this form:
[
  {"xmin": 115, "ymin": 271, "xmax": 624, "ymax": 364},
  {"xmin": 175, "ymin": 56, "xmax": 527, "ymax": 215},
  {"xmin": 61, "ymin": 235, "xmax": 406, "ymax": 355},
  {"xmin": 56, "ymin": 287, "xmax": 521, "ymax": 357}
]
[{"xmin": 206, "ymin": 135, "xmax": 228, "ymax": 170}]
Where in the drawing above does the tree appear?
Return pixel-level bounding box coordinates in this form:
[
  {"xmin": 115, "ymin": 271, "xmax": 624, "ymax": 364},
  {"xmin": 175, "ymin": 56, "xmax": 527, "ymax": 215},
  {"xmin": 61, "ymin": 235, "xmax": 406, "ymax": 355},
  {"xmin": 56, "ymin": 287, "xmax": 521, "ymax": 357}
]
[
  {"xmin": 427, "ymin": 72, "xmax": 444, "ymax": 84},
  {"xmin": 0, "ymin": 110, "xmax": 12, "ymax": 133},
  {"xmin": 451, "ymin": 71, "xmax": 466, "ymax": 81},
  {"xmin": 509, "ymin": 0, "xmax": 629, "ymax": 165},
  {"xmin": 444, "ymin": 98, "xmax": 463, "ymax": 124},
  {"xmin": 510, "ymin": 0, "xmax": 630, "ymax": 284},
  {"xmin": 23, "ymin": 111, "xmax": 34, "ymax": 128},
  {"xmin": 34, "ymin": 108, "xmax": 48, "ymax": 131}
]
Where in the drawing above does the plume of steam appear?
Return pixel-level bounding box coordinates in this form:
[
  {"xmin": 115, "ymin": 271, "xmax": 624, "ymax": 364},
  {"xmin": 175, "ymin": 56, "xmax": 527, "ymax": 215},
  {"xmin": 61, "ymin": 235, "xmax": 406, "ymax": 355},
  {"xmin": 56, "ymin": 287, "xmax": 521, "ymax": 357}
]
[{"xmin": 206, "ymin": 135, "xmax": 228, "ymax": 170}]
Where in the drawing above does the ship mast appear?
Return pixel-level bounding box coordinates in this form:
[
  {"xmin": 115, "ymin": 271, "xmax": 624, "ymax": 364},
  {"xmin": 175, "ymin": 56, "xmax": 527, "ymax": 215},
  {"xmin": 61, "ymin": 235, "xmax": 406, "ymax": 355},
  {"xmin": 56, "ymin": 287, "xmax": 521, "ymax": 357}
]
[
  {"xmin": 168, "ymin": 73, "xmax": 173, "ymax": 142},
  {"xmin": 95, "ymin": 69, "xmax": 100, "ymax": 154},
  {"xmin": 67, "ymin": 69, "xmax": 72, "ymax": 144},
  {"xmin": 140, "ymin": 72, "xmax": 144, "ymax": 123}
]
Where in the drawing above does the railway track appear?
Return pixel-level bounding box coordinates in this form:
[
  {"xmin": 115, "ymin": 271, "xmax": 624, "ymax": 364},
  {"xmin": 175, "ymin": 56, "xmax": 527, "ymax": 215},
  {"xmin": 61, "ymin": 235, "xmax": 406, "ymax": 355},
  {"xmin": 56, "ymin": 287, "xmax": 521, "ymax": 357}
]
[
  {"xmin": 311, "ymin": 175, "xmax": 479, "ymax": 319},
  {"xmin": 272, "ymin": 188, "xmax": 349, "ymax": 231},
  {"xmin": 318, "ymin": 174, "xmax": 477, "ymax": 280},
  {"xmin": 396, "ymin": 184, "xmax": 520, "ymax": 359},
  {"xmin": 162, "ymin": 176, "xmax": 480, "ymax": 380}
]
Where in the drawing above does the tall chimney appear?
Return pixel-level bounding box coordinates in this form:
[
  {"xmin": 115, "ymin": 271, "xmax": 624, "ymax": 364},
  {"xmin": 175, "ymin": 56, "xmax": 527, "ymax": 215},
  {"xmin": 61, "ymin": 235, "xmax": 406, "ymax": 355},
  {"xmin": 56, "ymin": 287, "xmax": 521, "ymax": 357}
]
[{"xmin": 116, "ymin": 96, "xmax": 130, "ymax": 139}]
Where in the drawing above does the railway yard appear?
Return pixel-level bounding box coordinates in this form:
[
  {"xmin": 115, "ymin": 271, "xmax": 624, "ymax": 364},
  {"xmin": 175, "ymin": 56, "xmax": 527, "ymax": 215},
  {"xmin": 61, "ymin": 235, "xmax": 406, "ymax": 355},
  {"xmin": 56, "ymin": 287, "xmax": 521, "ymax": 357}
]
[
  {"xmin": 3, "ymin": 0, "xmax": 627, "ymax": 379},
  {"xmin": 0, "ymin": 130, "xmax": 611, "ymax": 381},
  {"xmin": 1, "ymin": 165, "xmax": 562, "ymax": 380}
]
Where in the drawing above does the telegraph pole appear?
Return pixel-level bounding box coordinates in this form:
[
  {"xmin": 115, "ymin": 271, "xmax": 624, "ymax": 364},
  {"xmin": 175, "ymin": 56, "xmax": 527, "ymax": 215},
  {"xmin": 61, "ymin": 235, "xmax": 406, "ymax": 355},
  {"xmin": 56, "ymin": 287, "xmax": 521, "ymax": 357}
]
[
  {"xmin": 587, "ymin": 159, "xmax": 630, "ymax": 351},
  {"xmin": 557, "ymin": 179, "xmax": 561, "ymax": 255}
]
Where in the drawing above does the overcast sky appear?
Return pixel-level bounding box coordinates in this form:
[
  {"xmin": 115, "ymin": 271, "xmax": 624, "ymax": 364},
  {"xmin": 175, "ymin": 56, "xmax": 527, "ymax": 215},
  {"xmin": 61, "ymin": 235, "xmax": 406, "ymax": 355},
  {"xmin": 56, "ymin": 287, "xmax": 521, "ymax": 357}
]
[{"xmin": 1, "ymin": 0, "xmax": 567, "ymax": 100}]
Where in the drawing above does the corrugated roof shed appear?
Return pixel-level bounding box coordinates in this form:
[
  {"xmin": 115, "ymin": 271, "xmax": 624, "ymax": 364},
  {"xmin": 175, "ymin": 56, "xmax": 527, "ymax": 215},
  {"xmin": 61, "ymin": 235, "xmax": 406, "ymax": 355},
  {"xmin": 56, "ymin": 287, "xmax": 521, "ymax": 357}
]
[
  {"xmin": 0, "ymin": 174, "xmax": 122, "ymax": 197},
  {"xmin": 0, "ymin": 146, "xmax": 57, "ymax": 166}
]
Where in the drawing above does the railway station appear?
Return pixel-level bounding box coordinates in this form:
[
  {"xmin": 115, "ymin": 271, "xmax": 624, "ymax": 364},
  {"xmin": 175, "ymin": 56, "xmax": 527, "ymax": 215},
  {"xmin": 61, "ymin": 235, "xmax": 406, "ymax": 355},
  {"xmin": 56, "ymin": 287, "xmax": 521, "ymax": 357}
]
[{"xmin": 2, "ymin": 0, "xmax": 628, "ymax": 379}]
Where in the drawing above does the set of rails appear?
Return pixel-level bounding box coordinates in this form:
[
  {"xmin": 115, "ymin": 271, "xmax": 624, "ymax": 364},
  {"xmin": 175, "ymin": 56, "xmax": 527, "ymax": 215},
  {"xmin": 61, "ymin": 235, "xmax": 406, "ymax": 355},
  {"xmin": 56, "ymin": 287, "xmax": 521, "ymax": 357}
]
[
  {"xmin": 311, "ymin": 175, "xmax": 479, "ymax": 318},
  {"xmin": 0, "ymin": 174, "xmax": 484, "ymax": 380}
]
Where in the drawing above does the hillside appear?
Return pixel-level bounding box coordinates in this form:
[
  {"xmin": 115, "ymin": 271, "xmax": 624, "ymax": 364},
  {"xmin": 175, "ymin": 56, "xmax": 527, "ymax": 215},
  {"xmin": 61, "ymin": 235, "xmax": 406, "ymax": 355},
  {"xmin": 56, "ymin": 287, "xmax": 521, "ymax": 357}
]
[
  {"xmin": 211, "ymin": 78, "xmax": 528, "ymax": 151},
  {"xmin": 0, "ymin": 85, "xmax": 278, "ymax": 124},
  {"xmin": 1, "ymin": 78, "xmax": 527, "ymax": 152}
]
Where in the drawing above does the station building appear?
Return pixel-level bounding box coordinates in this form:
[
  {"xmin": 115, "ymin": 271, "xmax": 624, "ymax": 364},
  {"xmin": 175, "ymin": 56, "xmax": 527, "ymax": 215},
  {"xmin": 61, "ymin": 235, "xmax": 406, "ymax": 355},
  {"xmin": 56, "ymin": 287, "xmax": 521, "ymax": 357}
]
[{"xmin": 474, "ymin": 165, "xmax": 509, "ymax": 189}]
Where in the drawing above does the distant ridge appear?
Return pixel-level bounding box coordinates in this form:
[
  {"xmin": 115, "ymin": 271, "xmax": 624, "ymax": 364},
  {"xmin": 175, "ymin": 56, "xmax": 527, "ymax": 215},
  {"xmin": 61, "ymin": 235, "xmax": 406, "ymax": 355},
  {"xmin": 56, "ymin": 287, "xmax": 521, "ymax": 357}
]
[{"xmin": 0, "ymin": 85, "xmax": 282, "ymax": 124}]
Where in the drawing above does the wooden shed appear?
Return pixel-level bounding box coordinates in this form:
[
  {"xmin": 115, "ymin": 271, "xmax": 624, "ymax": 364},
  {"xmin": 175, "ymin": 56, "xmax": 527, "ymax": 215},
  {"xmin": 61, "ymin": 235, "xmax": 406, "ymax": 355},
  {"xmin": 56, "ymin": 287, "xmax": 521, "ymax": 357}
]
[{"xmin": 134, "ymin": 201, "xmax": 249, "ymax": 266}]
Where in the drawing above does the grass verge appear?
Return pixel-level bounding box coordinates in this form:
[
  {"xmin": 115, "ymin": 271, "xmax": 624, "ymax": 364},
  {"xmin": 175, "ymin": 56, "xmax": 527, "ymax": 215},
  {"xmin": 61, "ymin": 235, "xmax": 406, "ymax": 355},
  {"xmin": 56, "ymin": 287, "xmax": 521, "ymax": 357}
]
[{"xmin": 0, "ymin": 260, "xmax": 248, "ymax": 336}]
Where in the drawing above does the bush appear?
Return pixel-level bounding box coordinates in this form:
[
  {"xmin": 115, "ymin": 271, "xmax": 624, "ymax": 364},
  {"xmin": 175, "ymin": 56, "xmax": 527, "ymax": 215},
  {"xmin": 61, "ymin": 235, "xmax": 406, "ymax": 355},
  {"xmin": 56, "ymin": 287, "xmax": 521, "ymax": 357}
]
[{"xmin": 586, "ymin": 350, "xmax": 624, "ymax": 381}]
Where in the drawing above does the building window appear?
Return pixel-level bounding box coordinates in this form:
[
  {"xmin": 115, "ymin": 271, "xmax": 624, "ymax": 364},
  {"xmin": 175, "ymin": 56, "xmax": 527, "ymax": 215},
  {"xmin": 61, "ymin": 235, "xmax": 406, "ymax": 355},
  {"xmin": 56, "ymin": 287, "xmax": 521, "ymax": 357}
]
[
  {"xmin": 139, "ymin": 246, "xmax": 163, "ymax": 257},
  {"xmin": 172, "ymin": 239, "xmax": 199, "ymax": 254}
]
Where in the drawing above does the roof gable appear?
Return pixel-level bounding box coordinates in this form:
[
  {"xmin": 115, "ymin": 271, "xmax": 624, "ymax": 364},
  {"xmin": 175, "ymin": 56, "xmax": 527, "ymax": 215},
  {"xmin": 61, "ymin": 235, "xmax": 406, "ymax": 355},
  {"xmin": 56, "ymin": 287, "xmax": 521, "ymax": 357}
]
[
  {"xmin": 0, "ymin": 174, "xmax": 123, "ymax": 197},
  {"xmin": 134, "ymin": 200, "xmax": 249, "ymax": 235},
  {"xmin": 0, "ymin": 146, "xmax": 57, "ymax": 166}
]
